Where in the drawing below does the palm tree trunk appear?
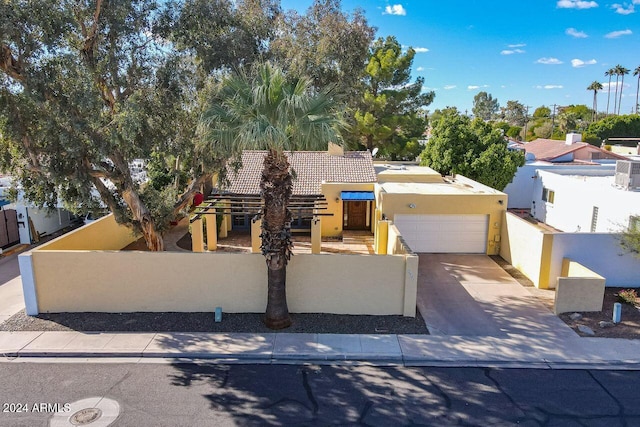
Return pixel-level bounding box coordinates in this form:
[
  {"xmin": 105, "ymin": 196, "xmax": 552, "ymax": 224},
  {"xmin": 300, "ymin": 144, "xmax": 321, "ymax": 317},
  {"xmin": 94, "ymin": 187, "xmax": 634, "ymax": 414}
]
[
  {"xmin": 614, "ymin": 75, "xmax": 620, "ymax": 115},
  {"xmin": 606, "ymin": 76, "xmax": 612, "ymax": 115},
  {"xmin": 618, "ymin": 75, "xmax": 625, "ymax": 115},
  {"xmin": 636, "ymin": 74, "xmax": 640, "ymax": 114},
  {"xmin": 260, "ymin": 149, "xmax": 293, "ymax": 329}
]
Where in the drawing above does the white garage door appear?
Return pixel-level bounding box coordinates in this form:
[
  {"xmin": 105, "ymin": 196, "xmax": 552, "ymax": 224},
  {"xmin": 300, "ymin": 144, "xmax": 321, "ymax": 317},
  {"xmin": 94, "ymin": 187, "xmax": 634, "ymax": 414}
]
[{"xmin": 393, "ymin": 214, "xmax": 488, "ymax": 253}]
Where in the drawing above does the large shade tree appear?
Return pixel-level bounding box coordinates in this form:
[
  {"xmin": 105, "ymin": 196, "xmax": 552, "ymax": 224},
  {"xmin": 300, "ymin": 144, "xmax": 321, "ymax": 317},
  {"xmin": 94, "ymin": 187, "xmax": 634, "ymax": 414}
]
[
  {"xmin": 351, "ymin": 36, "xmax": 434, "ymax": 160},
  {"xmin": 200, "ymin": 63, "xmax": 344, "ymax": 329},
  {"xmin": 0, "ymin": 0, "xmax": 274, "ymax": 251},
  {"xmin": 420, "ymin": 108, "xmax": 524, "ymax": 191}
]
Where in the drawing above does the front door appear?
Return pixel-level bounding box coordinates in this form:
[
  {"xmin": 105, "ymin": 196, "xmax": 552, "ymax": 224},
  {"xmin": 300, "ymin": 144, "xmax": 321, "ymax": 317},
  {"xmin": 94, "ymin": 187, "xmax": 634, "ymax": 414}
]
[{"xmin": 344, "ymin": 201, "xmax": 368, "ymax": 230}]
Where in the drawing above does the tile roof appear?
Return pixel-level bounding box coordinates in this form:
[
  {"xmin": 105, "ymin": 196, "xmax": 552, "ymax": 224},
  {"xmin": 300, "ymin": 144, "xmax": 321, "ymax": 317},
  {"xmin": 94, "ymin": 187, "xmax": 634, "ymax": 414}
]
[
  {"xmin": 222, "ymin": 150, "xmax": 377, "ymax": 196},
  {"xmin": 523, "ymin": 138, "xmax": 625, "ymax": 161}
]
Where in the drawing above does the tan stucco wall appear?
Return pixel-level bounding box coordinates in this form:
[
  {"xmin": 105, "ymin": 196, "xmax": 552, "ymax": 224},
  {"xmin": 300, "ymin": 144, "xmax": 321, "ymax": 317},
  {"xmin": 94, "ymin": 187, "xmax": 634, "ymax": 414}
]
[
  {"xmin": 38, "ymin": 214, "xmax": 138, "ymax": 251},
  {"xmin": 377, "ymin": 188, "xmax": 506, "ymax": 255},
  {"xmin": 554, "ymin": 258, "xmax": 605, "ymax": 314},
  {"xmin": 500, "ymin": 212, "xmax": 554, "ymax": 288},
  {"xmin": 31, "ymin": 250, "xmax": 414, "ymax": 316},
  {"xmin": 320, "ymin": 182, "xmax": 375, "ymax": 237}
]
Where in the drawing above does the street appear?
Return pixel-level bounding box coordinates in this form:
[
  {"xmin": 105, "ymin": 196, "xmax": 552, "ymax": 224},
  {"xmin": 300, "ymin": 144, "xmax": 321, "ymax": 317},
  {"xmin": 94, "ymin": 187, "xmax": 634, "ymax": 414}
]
[{"xmin": 1, "ymin": 362, "xmax": 639, "ymax": 426}]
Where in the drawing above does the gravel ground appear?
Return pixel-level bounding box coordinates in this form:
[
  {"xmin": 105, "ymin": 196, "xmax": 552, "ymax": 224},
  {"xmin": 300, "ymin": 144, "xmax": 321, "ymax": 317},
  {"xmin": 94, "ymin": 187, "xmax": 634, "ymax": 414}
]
[{"xmin": 0, "ymin": 309, "xmax": 429, "ymax": 334}]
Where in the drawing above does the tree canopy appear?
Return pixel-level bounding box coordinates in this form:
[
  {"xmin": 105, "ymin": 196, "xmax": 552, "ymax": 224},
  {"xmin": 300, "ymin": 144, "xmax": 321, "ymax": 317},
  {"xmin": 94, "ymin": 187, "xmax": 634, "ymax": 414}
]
[
  {"xmin": 419, "ymin": 109, "xmax": 524, "ymax": 191},
  {"xmin": 351, "ymin": 36, "xmax": 434, "ymax": 160},
  {"xmin": 586, "ymin": 114, "xmax": 640, "ymax": 141},
  {"xmin": 472, "ymin": 92, "xmax": 499, "ymax": 121},
  {"xmin": 0, "ymin": 0, "xmax": 273, "ymax": 250}
]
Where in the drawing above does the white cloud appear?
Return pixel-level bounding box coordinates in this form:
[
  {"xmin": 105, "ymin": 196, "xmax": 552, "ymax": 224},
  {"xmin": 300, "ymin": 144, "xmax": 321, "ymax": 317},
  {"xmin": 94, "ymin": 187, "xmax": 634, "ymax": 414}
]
[
  {"xmin": 416, "ymin": 66, "xmax": 424, "ymax": 71},
  {"xmin": 467, "ymin": 85, "xmax": 488, "ymax": 90},
  {"xmin": 571, "ymin": 58, "xmax": 597, "ymax": 67},
  {"xmin": 444, "ymin": 85, "xmax": 457, "ymax": 90},
  {"xmin": 605, "ymin": 29, "xmax": 633, "ymax": 38},
  {"xmin": 557, "ymin": 0, "xmax": 598, "ymax": 9},
  {"xmin": 536, "ymin": 57, "xmax": 563, "ymax": 65},
  {"xmin": 536, "ymin": 85, "xmax": 564, "ymax": 89},
  {"xmin": 612, "ymin": 3, "xmax": 635, "ymax": 14},
  {"xmin": 501, "ymin": 49, "xmax": 525, "ymax": 55},
  {"xmin": 413, "ymin": 47, "xmax": 429, "ymax": 53},
  {"xmin": 508, "ymin": 43, "xmax": 526, "ymax": 48},
  {"xmin": 566, "ymin": 27, "xmax": 588, "ymax": 38},
  {"xmin": 384, "ymin": 4, "xmax": 406, "ymax": 15}
]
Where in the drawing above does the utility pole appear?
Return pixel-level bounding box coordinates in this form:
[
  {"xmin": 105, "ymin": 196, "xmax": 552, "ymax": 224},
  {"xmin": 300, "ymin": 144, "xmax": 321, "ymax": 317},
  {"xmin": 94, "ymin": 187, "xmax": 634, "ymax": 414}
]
[
  {"xmin": 522, "ymin": 105, "xmax": 530, "ymax": 141},
  {"xmin": 550, "ymin": 104, "xmax": 557, "ymax": 138}
]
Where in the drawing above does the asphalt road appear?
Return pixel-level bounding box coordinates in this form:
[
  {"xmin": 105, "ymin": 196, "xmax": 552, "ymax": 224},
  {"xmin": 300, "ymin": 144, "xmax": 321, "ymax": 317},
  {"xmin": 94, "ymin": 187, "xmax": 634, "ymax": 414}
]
[{"xmin": 1, "ymin": 362, "xmax": 639, "ymax": 426}]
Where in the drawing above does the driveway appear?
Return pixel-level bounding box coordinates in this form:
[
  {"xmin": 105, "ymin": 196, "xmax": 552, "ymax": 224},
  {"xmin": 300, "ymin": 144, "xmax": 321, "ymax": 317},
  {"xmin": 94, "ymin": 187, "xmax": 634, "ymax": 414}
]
[
  {"xmin": 417, "ymin": 254, "xmax": 576, "ymax": 339},
  {"xmin": 0, "ymin": 255, "xmax": 25, "ymax": 324}
]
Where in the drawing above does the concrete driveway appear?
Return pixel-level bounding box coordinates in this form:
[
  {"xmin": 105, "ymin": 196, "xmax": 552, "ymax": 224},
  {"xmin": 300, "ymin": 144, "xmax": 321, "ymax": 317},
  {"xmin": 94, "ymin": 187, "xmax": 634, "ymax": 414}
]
[
  {"xmin": 417, "ymin": 254, "xmax": 576, "ymax": 339},
  {"xmin": 0, "ymin": 255, "xmax": 25, "ymax": 324}
]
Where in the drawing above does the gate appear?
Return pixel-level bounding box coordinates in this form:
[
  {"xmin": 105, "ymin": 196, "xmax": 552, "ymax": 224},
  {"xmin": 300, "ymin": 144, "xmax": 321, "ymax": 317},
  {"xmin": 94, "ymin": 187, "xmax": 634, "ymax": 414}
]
[{"xmin": 0, "ymin": 209, "xmax": 20, "ymax": 249}]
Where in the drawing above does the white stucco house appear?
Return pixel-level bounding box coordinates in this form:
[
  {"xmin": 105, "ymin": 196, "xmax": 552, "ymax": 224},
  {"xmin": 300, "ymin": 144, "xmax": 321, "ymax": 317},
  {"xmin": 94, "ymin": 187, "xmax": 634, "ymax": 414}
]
[{"xmin": 531, "ymin": 161, "xmax": 640, "ymax": 233}]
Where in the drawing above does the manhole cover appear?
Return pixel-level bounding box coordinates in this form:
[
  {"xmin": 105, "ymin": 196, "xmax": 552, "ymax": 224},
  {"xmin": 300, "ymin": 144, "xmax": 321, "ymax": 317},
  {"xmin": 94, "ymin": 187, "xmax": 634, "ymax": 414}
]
[
  {"xmin": 70, "ymin": 408, "xmax": 102, "ymax": 425},
  {"xmin": 50, "ymin": 397, "xmax": 119, "ymax": 427}
]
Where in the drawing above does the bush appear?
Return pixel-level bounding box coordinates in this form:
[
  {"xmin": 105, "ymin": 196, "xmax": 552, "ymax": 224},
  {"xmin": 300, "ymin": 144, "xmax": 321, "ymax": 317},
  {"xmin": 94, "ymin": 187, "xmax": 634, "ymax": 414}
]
[{"xmin": 616, "ymin": 289, "xmax": 638, "ymax": 305}]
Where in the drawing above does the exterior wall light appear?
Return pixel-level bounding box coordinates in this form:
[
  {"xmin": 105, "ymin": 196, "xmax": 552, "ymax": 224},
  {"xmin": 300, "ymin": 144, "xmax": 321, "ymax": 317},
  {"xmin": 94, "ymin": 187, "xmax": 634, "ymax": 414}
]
[{"xmin": 408, "ymin": 203, "xmax": 416, "ymax": 209}]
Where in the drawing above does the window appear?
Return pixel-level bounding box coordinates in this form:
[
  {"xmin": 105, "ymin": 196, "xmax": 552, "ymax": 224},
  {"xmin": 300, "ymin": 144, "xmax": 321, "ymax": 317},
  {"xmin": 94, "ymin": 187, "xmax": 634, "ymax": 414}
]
[{"xmin": 542, "ymin": 187, "xmax": 555, "ymax": 204}]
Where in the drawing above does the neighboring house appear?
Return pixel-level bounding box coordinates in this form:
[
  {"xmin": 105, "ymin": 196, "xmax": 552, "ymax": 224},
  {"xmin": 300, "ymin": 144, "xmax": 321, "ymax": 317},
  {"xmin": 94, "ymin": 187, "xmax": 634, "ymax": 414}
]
[
  {"xmin": 605, "ymin": 138, "xmax": 640, "ymax": 156},
  {"xmin": 522, "ymin": 133, "xmax": 625, "ymax": 163},
  {"xmin": 0, "ymin": 175, "xmax": 77, "ymax": 247},
  {"xmin": 503, "ymin": 133, "xmax": 624, "ymax": 209},
  {"xmin": 504, "ymin": 162, "xmax": 615, "ymax": 209},
  {"xmin": 531, "ymin": 160, "xmax": 640, "ymax": 233}
]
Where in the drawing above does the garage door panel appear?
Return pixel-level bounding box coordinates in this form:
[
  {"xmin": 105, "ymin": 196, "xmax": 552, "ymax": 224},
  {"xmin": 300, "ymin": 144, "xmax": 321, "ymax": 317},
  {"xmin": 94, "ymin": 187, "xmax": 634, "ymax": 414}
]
[{"xmin": 394, "ymin": 214, "xmax": 488, "ymax": 253}]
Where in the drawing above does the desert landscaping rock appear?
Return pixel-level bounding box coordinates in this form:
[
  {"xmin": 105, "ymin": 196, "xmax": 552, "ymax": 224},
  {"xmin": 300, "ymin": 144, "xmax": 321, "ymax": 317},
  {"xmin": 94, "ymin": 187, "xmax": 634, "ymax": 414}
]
[
  {"xmin": 599, "ymin": 321, "xmax": 615, "ymax": 329},
  {"xmin": 569, "ymin": 313, "xmax": 583, "ymax": 321},
  {"xmin": 577, "ymin": 325, "xmax": 595, "ymax": 336}
]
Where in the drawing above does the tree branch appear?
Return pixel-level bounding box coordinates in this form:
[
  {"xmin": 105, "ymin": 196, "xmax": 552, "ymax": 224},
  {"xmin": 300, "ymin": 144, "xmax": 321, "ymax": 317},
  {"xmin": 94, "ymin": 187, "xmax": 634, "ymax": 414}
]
[{"xmin": 0, "ymin": 44, "xmax": 24, "ymax": 82}]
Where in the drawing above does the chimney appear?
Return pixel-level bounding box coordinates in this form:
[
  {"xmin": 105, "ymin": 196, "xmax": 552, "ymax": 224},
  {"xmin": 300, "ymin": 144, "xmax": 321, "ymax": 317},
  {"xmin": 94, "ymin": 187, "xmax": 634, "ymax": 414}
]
[
  {"xmin": 327, "ymin": 142, "xmax": 344, "ymax": 156},
  {"xmin": 565, "ymin": 132, "xmax": 582, "ymax": 145}
]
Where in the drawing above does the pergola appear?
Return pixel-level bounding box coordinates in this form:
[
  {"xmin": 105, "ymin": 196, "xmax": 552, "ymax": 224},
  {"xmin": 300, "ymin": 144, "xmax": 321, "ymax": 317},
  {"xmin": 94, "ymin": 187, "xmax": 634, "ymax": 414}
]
[{"xmin": 189, "ymin": 193, "xmax": 333, "ymax": 253}]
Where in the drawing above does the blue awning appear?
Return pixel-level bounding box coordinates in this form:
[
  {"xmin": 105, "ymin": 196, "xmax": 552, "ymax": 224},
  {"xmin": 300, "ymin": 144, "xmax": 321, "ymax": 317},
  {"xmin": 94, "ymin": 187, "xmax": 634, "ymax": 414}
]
[
  {"xmin": 0, "ymin": 199, "xmax": 10, "ymax": 207},
  {"xmin": 341, "ymin": 191, "xmax": 375, "ymax": 201}
]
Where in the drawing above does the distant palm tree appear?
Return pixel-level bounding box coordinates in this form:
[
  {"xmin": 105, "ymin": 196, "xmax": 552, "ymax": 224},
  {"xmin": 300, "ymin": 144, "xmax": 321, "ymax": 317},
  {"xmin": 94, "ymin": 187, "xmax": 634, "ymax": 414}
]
[
  {"xmin": 612, "ymin": 65, "xmax": 624, "ymax": 115},
  {"xmin": 200, "ymin": 63, "xmax": 344, "ymax": 329},
  {"xmin": 587, "ymin": 81, "xmax": 603, "ymax": 121},
  {"xmin": 605, "ymin": 68, "xmax": 615, "ymax": 115},
  {"xmin": 633, "ymin": 65, "xmax": 640, "ymax": 114},
  {"xmin": 616, "ymin": 65, "xmax": 630, "ymax": 115}
]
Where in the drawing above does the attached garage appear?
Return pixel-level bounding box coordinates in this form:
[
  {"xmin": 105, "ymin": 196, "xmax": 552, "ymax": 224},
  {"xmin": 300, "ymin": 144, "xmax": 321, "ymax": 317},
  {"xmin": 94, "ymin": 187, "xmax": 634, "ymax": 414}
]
[{"xmin": 393, "ymin": 214, "xmax": 489, "ymax": 253}]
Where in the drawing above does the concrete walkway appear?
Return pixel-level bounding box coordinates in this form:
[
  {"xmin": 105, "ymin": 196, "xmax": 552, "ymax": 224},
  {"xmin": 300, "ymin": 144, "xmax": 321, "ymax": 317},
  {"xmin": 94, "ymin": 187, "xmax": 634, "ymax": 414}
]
[{"xmin": 1, "ymin": 250, "xmax": 640, "ymax": 368}]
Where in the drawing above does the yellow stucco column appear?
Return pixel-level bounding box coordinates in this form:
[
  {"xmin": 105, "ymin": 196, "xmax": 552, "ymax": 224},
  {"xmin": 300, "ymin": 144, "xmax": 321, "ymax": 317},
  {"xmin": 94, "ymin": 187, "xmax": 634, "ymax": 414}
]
[
  {"xmin": 403, "ymin": 254, "xmax": 418, "ymax": 317},
  {"xmin": 376, "ymin": 220, "xmax": 389, "ymax": 255},
  {"xmin": 251, "ymin": 217, "xmax": 261, "ymax": 253},
  {"xmin": 311, "ymin": 217, "xmax": 322, "ymax": 254},
  {"xmin": 191, "ymin": 217, "xmax": 204, "ymax": 252},
  {"xmin": 219, "ymin": 201, "xmax": 228, "ymax": 239},
  {"xmin": 205, "ymin": 213, "xmax": 217, "ymax": 251}
]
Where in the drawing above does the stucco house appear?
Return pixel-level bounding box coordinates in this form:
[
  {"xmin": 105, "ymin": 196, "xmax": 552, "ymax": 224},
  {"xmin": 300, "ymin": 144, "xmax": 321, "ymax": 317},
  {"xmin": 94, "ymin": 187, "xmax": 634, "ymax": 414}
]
[
  {"xmin": 532, "ymin": 161, "xmax": 640, "ymax": 233},
  {"xmin": 522, "ymin": 133, "xmax": 625, "ymax": 163}
]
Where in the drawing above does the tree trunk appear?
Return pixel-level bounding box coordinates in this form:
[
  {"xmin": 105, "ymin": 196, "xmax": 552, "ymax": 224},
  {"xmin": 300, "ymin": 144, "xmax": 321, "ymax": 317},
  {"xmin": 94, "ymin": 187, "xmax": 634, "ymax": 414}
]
[
  {"xmin": 260, "ymin": 149, "xmax": 293, "ymax": 329},
  {"xmin": 121, "ymin": 188, "xmax": 165, "ymax": 251}
]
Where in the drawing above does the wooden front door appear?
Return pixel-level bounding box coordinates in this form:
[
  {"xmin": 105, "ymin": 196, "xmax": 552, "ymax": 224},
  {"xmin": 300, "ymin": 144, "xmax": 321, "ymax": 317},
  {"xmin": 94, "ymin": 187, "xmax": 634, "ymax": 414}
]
[{"xmin": 345, "ymin": 201, "xmax": 368, "ymax": 230}]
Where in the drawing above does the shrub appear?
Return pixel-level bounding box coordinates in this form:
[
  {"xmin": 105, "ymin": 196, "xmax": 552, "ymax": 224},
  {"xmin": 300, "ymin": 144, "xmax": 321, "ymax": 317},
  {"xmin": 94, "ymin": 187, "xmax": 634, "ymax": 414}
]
[{"xmin": 616, "ymin": 289, "xmax": 638, "ymax": 305}]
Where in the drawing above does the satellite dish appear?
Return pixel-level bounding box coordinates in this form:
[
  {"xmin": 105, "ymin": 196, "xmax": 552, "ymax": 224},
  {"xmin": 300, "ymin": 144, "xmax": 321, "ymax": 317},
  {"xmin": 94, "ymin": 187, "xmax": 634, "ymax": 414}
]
[{"xmin": 371, "ymin": 147, "xmax": 379, "ymax": 157}]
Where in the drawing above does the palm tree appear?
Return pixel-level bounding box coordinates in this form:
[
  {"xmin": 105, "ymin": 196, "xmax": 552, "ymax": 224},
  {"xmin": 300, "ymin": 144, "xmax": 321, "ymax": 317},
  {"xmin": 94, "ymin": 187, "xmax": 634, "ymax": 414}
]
[
  {"xmin": 612, "ymin": 65, "xmax": 623, "ymax": 115},
  {"xmin": 605, "ymin": 68, "xmax": 615, "ymax": 116},
  {"xmin": 587, "ymin": 81, "xmax": 603, "ymax": 122},
  {"xmin": 200, "ymin": 63, "xmax": 344, "ymax": 329},
  {"xmin": 616, "ymin": 65, "xmax": 630, "ymax": 115},
  {"xmin": 634, "ymin": 65, "xmax": 640, "ymax": 114}
]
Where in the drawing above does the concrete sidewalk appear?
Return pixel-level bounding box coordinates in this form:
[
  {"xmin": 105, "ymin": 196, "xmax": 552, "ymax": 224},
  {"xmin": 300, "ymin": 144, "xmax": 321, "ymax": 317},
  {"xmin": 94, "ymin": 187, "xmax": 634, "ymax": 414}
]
[{"xmin": 2, "ymin": 330, "xmax": 640, "ymax": 369}]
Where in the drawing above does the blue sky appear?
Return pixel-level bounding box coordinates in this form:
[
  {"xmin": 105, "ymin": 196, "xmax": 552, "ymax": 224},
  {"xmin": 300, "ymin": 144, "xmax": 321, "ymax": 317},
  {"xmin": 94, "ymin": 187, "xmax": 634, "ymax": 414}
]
[{"xmin": 280, "ymin": 0, "xmax": 640, "ymax": 115}]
